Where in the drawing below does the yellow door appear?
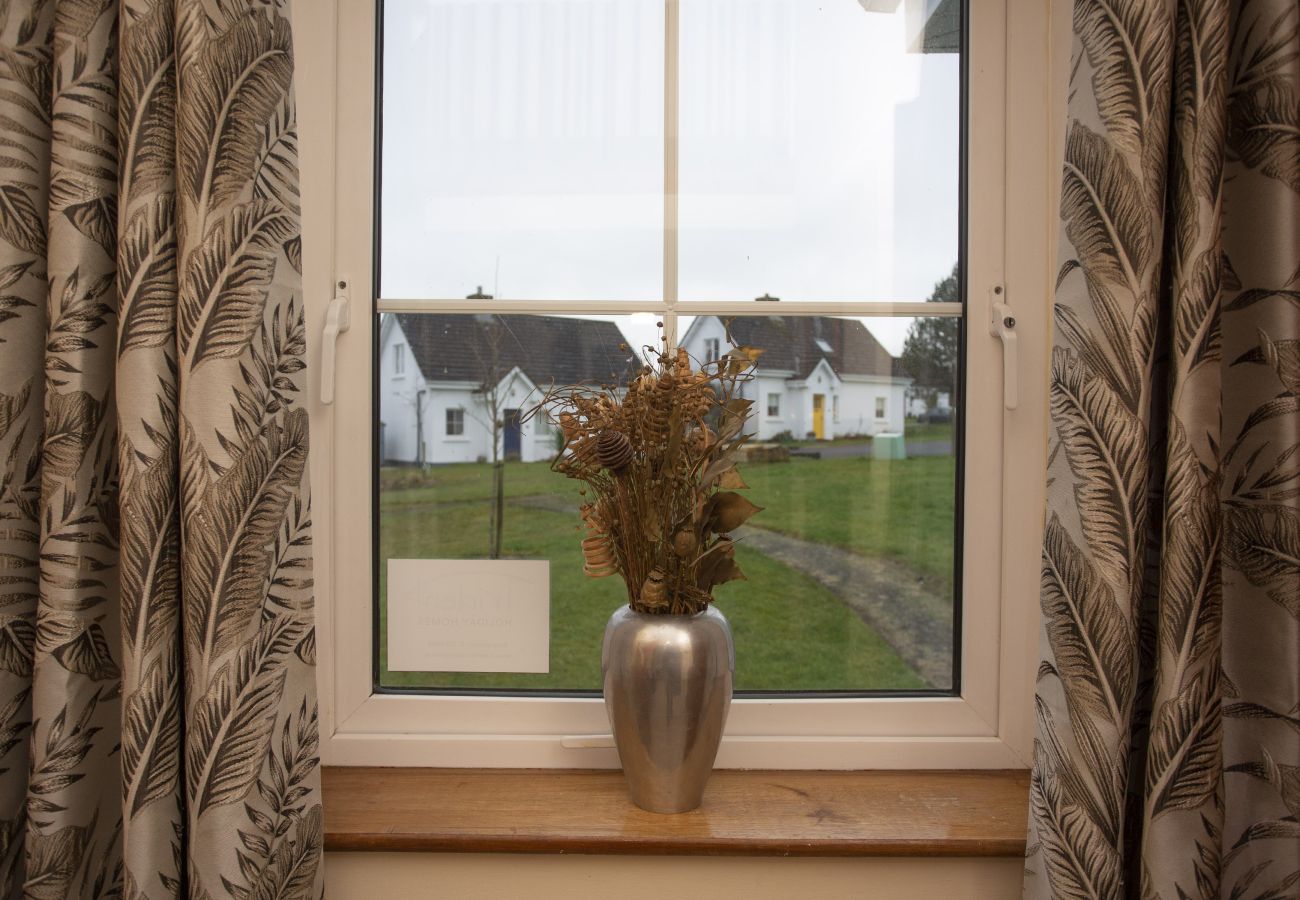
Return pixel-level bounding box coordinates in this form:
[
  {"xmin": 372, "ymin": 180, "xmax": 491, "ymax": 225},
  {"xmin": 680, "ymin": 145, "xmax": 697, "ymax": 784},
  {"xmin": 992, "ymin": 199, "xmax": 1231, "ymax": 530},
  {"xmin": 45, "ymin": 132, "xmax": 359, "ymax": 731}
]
[{"xmin": 812, "ymin": 394, "xmax": 825, "ymax": 439}]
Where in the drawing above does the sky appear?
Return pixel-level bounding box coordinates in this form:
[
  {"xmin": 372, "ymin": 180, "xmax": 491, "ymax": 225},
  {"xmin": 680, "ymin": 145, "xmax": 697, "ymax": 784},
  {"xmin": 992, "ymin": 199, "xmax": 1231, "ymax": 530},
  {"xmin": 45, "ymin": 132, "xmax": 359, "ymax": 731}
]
[{"xmin": 380, "ymin": 0, "xmax": 960, "ymax": 356}]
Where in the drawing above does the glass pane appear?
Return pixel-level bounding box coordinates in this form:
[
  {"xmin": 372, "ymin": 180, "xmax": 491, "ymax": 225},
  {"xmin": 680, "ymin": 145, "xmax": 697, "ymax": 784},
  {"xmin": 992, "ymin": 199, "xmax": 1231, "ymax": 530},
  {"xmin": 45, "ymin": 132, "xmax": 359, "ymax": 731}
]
[
  {"xmin": 377, "ymin": 312, "xmax": 959, "ymax": 692},
  {"xmin": 380, "ymin": 0, "xmax": 665, "ymax": 300},
  {"xmin": 678, "ymin": 0, "xmax": 961, "ymax": 302}
]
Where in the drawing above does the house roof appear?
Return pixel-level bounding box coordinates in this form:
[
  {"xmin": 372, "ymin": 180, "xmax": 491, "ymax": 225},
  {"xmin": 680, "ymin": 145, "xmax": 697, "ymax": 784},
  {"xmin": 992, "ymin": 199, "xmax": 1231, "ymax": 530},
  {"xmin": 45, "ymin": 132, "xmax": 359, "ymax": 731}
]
[
  {"xmin": 723, "ymin": 316, "xmax": 901, "ymax": 380},
  {"xmin": 393, "ymin": 313, "xmax": 635, "ymax": 386}
]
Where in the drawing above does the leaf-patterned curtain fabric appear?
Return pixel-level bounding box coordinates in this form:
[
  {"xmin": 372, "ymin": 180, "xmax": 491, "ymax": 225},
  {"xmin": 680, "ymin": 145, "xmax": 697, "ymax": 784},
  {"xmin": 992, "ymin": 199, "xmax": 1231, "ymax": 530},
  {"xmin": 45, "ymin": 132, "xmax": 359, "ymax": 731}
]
[
  {"xmin": 1026, "ymin": 0, "xmax": 1298, "ymax": 896},
  {"xmin": 0, "ymin": 1, "xmax": 322, "ymax": 896}
]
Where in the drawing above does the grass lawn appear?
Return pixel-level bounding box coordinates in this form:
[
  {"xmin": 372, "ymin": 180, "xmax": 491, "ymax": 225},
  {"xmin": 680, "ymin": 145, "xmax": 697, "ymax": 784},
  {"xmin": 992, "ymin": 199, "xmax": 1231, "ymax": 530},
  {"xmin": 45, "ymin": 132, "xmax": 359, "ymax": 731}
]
[
  {"xmin": 741, "ymin": 456, "xmax": 955, "ymax": 584},
  {"xmin": 378, "ymin": 455, "xmax": 952, "ymax": 693},
  {"xmin": 903, "ymin": 420, "xmax": 956, "ymax": 443}
]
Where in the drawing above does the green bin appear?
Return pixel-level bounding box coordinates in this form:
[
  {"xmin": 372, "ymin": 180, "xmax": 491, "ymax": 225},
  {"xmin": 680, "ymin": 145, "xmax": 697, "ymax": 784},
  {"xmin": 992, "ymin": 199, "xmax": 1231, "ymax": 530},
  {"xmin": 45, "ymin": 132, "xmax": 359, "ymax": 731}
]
[{"xmin": 873, "ymin": 432, "xmax": 907, "ymax": 460}]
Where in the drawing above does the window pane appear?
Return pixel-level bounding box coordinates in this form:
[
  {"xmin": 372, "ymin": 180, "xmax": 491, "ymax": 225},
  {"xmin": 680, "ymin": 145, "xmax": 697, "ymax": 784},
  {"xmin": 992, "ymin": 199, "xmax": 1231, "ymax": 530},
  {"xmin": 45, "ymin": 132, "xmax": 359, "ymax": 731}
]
[
  {"xmin": 377, "ymin": 312, "xmax": 959, "ymax": 692},
  {"xmin": 678, "ymin": 0, "xmax": 961, "ymax": 302},
  {"xmin": 380, "ymin": 0, "xmax": 665, "ymax": 300}
]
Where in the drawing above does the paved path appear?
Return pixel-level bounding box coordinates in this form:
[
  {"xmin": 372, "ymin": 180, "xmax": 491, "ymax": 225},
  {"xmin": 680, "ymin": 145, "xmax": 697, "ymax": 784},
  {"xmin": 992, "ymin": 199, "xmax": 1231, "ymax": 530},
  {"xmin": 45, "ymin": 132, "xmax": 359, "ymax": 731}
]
[
  {"xmin": 512, "ymin": 493, "xmax": 953, "ymax": 687},
  {"xmin": 735, "ymin": 525, "xmax": 953, "ymax": 688}
]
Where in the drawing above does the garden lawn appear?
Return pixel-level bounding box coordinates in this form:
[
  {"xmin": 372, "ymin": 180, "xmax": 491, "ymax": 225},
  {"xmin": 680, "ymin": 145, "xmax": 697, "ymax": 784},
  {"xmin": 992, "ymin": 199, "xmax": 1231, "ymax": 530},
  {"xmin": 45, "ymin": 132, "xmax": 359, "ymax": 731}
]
[
  {"xmin": 741, "ymin": 456, "xmax": 955, "ymax": 585},
  {"xmin": 902, "ymin": 420, "xmax": 956, "ymax": 443},
  {"xmin": 378, "ymin": 457, "xmax": 949, "ymax": 692}
]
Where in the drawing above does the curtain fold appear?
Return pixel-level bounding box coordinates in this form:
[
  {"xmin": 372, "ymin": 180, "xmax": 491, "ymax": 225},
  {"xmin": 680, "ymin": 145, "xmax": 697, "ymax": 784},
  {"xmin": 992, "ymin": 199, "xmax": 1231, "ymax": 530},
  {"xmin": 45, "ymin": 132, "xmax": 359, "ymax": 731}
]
[
  {"xmin": 0, "ymin": 1, "xmax": 322, "ymax": 897},
  {"xmin": 1025, "ymin": 0, "xmax": 1298, "ymax": 896}
]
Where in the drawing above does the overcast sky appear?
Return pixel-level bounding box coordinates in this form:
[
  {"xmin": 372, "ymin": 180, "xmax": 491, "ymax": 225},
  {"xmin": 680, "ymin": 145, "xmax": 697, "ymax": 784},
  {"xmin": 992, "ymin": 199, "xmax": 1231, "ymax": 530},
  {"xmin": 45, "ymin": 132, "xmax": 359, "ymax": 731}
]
[{"xmin": 380, "ymin": 0, "xmax": 959, "ymax": 355}]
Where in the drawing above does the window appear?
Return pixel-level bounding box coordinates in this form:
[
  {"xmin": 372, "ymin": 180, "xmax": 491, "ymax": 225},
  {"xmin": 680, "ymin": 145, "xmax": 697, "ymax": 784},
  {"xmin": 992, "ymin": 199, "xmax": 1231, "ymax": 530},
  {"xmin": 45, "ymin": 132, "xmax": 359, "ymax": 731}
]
[
  {"xmin": 875, "ymin": 397, "xmax": 886, "ymax": 419},
  {"xmin": 767, "ymin": 393, "xmax": 781, "ymax": 417},
  {"xmin": 445, "ymin": 408, "xmax": 464, "ymax": 437},
  {"xmin": 704, "ymin": 338, "xmax": 721, "ymax": 363},
  {"xmin": 307, "ymin": 0, "xmax": 1061, "ymax": 769},
  {"xmin": 393, "ymin": 343, "xmax": 405, "ymax": 375}
]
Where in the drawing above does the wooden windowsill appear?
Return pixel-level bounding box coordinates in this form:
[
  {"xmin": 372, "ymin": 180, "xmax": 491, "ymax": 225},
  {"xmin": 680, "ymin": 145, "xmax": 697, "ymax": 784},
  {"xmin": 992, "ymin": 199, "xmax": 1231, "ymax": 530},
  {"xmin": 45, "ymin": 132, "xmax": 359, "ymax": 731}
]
[{"xmin": 323, "ymin": 767, "xmax": 1029, "ymax": 857}]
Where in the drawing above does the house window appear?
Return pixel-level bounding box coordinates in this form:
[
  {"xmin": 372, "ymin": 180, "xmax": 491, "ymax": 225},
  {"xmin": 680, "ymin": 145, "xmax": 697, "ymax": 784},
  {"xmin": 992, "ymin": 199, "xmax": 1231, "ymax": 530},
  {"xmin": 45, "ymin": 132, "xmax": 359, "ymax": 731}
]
[
  {"xmin": 767, "ymin": 393, "xmax": 781, "ymax": 417},
  {"xmin": 875, "ymin": 397, "xmax": 886, "ymax": 419},
  {"xmin": 312, "ymin": 0, "xmax": 1055, "ymax": 769},
  {"xmin": 393, "ymin": 343, "xmax": 404, "ymax": 375}
]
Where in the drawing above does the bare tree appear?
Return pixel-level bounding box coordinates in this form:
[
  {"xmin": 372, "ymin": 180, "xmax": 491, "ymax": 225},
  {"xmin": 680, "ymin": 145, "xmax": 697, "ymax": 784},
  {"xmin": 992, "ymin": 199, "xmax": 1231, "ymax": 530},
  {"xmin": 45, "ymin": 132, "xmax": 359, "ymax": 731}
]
[{"xmin": 465, "ymin": 294, "xmax": 508, "ymax": 560}]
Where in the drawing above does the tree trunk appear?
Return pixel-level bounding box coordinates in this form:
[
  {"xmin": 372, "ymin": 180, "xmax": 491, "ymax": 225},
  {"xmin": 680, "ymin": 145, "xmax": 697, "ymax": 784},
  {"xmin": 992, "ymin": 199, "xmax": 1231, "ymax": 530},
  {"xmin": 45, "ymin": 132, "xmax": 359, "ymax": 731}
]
[{"xmin": 491, "ymin": 458, "xmax": 505, "ymax": 560}]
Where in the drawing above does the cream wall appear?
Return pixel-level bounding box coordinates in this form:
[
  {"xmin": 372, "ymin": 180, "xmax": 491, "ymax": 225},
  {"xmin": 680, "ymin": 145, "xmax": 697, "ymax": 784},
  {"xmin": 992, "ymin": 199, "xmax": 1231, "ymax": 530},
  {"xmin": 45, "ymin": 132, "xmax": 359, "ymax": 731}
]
[{"xmin": 325, "ymin": 853, "xmax": 1023, "ymax": 900}]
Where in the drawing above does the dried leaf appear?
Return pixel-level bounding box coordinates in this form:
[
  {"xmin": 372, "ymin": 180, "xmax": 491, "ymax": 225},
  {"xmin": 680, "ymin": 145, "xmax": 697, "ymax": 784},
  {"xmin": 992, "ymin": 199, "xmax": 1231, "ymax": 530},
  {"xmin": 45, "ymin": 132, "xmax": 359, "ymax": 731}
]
[
  {"xmin": 718, "ymin": 468, "xmax": 748, "ymax": 490},
  {"xmin": 706, "ymin": 492, "xmax": 762, "ymax": 534}
]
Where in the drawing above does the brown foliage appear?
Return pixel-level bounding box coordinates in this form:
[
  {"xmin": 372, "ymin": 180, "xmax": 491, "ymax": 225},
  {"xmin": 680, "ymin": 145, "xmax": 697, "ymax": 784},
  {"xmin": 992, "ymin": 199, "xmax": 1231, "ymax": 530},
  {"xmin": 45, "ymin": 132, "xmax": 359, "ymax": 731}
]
[{"xmin": 536, "ymin": 339, "xmax": 762, "ymax": 615}]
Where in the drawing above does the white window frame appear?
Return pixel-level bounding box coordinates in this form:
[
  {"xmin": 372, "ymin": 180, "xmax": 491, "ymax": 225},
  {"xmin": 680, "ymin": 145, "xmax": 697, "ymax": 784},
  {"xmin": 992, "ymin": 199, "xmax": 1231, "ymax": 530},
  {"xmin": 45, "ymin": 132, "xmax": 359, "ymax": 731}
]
[
  {"xmin": 393, "ymin": 342, "xmax": 404, "ymax": 375},
  {"xmin": 298, "ymin": 0, "xmax": 1068, "ymax": 769},
  {"xmin": 875, "ymin": 396, "xmax": 887, "ymax": 419},
  {"xmin": 767, "ymin": 393, "xmax": 780, "ymax": 418}
]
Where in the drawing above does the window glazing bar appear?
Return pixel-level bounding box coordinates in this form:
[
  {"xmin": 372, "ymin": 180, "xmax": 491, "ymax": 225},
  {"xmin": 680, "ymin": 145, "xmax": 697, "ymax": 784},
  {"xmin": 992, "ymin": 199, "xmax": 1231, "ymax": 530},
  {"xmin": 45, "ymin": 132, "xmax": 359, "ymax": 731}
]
[
  {"xmin": 663, "ymin": 0, "xmax": 680, "ymax": 346},
  {"xmin": 375, "ymin": 299, "xmax": 964, "ymax": 318}
]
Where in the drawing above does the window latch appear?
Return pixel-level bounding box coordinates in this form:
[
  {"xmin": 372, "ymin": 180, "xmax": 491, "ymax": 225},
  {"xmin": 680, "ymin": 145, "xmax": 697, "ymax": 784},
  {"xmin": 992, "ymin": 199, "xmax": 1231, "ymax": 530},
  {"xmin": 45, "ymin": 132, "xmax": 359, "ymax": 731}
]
[
  {"xmin": 988, "ymin": 286, "xmax": 1018, "ymax": 410},
  {"xmin": 321, "ymin": 278, "xmax": 352, "ymax": 406}
]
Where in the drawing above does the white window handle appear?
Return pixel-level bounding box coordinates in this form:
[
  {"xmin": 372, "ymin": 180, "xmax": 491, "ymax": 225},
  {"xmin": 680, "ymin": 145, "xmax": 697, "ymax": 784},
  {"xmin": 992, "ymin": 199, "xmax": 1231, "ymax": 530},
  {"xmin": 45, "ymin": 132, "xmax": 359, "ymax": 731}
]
[
  {"xmin": 989, "ymin": 287, "xmax": 1018, "ymax": 410},
  {"xmin": 321, "ymin": 278, "xmax": 351, "ymax": 406}
]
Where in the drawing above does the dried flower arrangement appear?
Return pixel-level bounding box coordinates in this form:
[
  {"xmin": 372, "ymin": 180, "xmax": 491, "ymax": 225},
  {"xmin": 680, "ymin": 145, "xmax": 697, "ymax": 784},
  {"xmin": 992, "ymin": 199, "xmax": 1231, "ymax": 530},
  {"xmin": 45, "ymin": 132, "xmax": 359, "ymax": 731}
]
[{"xmin": 536, "ymin": 332, "xmax": 762, "ymax": 616}]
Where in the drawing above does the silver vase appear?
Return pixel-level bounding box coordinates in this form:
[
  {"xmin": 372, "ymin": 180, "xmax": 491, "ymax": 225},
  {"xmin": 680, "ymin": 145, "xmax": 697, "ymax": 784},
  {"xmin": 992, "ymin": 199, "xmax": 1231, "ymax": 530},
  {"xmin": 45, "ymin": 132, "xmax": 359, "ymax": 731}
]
[{"xmin": 601, "ymin": 604, "xmax": 734, "ymax": 813}]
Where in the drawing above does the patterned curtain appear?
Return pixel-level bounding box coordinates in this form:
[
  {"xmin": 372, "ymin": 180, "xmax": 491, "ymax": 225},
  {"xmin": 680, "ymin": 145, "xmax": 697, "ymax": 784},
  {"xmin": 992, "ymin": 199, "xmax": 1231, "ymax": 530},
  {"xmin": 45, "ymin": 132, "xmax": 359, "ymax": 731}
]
[
  {"xmin": 0, "ymin": 1, "xmax": 322, "ymax": 897},
  {"xmin": 1025, "ymin": 0, "xmax": 1299, "ymax": 896}
]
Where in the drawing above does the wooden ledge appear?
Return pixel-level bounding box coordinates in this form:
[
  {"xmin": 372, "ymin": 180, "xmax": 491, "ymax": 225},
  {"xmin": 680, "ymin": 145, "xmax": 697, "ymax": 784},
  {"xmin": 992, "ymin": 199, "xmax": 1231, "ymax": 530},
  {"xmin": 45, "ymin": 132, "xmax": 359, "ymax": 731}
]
[{"xmin": 323, "ymin": 767, "xmax": 1029, "ymax": 857}]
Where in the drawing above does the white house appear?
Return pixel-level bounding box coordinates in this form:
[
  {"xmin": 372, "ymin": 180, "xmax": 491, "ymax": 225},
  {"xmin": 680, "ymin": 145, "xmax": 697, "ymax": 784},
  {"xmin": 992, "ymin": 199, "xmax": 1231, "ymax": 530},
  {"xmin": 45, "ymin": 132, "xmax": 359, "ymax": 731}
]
[
  {"xmin": 678, "ymin": 315, "xmax": 912, "ymax": 440},
  {"xmin": 379, "ymin": 313, "xmax": 633, "ymax": 464}
]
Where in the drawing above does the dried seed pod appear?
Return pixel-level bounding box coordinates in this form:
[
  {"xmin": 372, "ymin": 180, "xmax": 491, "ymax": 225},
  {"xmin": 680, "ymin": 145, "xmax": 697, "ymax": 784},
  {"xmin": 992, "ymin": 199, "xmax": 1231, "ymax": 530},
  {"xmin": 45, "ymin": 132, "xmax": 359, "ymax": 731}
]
[
  {"xmin": 582, "ymin": 536, "xmax": 616, "ymax": 577},
  {"xmin": 580, "ymin": 503, "xmax": 616, "ymax": 577},
  {"xmin": 673, "ymin": 529, "xmax": 698, "ymax": 558},
  {"xmin": 641, "ymin": 568, "xmax": 668, "ymax": 608},
  {"xmin": 570, "ymin": 435, "xmax": 600, "ymax": 466},
  {"xmin": 674, "ymin": 347, "xmax": 692, "ymax": 378},
  {"xmin": 642, "ymin": 373, "xmax": 675, "ymax": 447},
  {"xmin": 596, "ymin": 429, "xmax": 634, "ymax": 472},
  {"xmin": 558, "ymin": 412, "xmax": 580, "ymax": 439},
  {"xmin": 686, "ymin": 425, "xmax": 714, "ymax": 456}
]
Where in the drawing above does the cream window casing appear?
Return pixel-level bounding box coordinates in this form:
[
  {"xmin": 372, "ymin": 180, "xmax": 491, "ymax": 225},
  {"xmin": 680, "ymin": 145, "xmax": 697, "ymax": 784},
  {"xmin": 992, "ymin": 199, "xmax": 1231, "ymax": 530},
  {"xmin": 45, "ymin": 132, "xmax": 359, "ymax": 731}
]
[{"xmin": 295, "ymin": 0, "xmax": 1071, "ymax": 769}]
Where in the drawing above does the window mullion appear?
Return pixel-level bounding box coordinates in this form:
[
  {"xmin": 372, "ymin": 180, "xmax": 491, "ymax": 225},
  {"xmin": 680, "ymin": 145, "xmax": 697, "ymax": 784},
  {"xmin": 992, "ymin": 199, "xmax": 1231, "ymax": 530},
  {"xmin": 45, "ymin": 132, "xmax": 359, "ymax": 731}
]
[{"xmin": 663, "ymin": 0, "xmax": 679, "ymax": 347}]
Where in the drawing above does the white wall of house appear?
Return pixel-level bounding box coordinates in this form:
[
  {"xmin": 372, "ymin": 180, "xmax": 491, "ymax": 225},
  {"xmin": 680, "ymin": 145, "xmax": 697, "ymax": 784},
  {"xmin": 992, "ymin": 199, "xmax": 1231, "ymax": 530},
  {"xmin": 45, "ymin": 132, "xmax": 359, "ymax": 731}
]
[
  {"xmin": 754, "ymin": 372, "xmax": 797, "ymax": 440},
  {"xmin": 378, "ymin": 320, "xmax": 424, "ymax": 464},
  {"xmin": 839, "ymin": 375, "xmax": 908, "ymax": 436},
  {"xmin": 417, "ymin": 371, "xmax": 553, "ymax": 465},
  {"xmin": 379, "ymin": 319, "xmax": 556, "ymax": 465},
  {"xmin": 679, "ymin": 315, "xmax": 731, "ymax": 370},
  {"xmin": 678, "ymin": 315, "xmax": 909, "ymax": 442},
  {"xmin": 791, "ymin": 358, "xmax": 842, "ymax": 440}
]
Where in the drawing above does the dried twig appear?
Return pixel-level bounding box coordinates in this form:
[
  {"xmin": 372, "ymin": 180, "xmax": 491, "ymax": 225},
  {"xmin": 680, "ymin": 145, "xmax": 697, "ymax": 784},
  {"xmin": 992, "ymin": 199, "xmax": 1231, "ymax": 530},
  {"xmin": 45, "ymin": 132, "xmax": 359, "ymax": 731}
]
[{"xmin": 530, "ymin": 328, "xmax": 762, "ymax": 615}]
